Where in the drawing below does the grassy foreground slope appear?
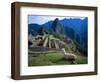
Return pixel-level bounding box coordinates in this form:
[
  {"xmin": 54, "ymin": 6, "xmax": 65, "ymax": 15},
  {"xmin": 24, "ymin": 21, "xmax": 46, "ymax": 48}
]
[{"xmin": 28, "ymin": 51, "xmax": 87, "ymax": 66}]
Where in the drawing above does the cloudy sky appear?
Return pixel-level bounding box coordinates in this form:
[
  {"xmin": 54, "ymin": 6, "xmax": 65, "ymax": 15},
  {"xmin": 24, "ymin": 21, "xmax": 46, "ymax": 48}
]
[{"xmin": 28, "ymin": 15, "xmax": 85, "ymax": 25}]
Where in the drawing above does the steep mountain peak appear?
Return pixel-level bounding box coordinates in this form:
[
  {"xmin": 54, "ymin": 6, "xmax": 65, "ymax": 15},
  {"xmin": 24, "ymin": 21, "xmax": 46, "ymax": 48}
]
[
  {"xmin": 54, "ymin": 18, "xmax": 59, "ymax": 22},
  {"xmin": 51, "ymin": 18, "xmax": 60, "ymax": 31},
  {"xmin": 50, "ymin": 18, "xmax": 66, "ymax": 38}
]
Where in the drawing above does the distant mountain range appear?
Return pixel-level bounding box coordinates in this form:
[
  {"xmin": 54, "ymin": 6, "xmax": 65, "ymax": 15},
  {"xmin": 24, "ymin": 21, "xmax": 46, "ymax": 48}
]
[{"xmin": 28, "ymin": 17, "xmax": 88, "ymax": 49}]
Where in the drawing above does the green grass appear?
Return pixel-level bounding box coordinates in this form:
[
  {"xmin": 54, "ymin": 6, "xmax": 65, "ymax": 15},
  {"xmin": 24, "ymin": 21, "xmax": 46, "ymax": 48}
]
[
  {"xmin": 28, "ymin": 51, "xmax": 87, "ymax": 66},
  {"xmin": 28, "ymin": 55, "xmax": 53, "ymax": 66},
  {"xmin": 46, "ymin": 52, "xmax": 64, "ymax": 63},
  {"xmin": 75, "ymin": 54, "xmax": 87, "ymax": 64}
]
